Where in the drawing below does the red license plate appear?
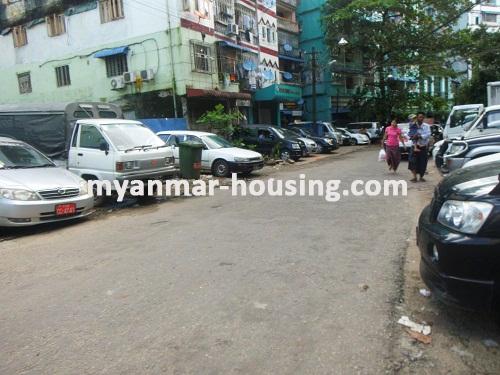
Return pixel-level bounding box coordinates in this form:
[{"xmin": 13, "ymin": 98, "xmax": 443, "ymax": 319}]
[{"xmin": 55, "ymin": 203, "xmax": 77, "ymax": 216}]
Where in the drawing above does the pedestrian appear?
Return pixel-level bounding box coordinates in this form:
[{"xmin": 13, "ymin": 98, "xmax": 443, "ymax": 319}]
[
  {"xmin": 381, "ymin": 119, "xmax": 406, "ymax": 173},
  {"xmin": 408, "ymin": 112, "xmax": 431, "ymax": 182}
]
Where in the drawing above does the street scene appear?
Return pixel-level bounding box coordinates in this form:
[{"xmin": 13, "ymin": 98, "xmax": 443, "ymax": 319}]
[{"xmin": 1, "ymin": 0, "xmax": 500, "ymax": 374}]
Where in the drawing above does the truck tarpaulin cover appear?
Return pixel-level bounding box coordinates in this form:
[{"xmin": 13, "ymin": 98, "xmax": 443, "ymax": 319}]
[{"xmin": 0, "ymin": 114, "xmax": 66, "ymax": 159}]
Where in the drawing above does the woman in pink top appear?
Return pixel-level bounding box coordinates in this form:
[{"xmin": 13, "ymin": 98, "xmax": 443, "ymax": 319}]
[{"xmin": 381, "ymin": 120, "xmax": 407, "ymax": 172}]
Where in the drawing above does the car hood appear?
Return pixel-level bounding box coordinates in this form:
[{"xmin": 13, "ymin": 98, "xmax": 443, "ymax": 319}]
[
  {"xmin": 298, "ymin": 137, "xmax": 316, "ymax": 146},
  {"xmin": 218, "ymin": 147, "xmax": 262, "ymax": 159},
  {"xmin": 439, "ymin": 161, "xmax": 500, "ymax": 199},
  {"xmin": 0, "ymin": 167, "xmax": 83, "ymax": 190}
]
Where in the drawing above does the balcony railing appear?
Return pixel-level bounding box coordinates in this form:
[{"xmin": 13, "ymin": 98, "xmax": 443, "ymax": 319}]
[{"xmin": 277, "ymin": 17, "xmax": 299, "ymax": 33}]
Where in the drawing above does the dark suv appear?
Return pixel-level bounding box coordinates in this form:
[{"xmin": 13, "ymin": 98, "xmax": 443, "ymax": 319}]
[
  {"xmin": 418, "ymin": 161, "xmax": 500, "ymax": 312},
  {"xmin": 288, "ymin": 127, "xmax": 338, "ymax": 153},
  {"xmin": 239, "ymin": 124, "xmax": 303, "ymax": 161}
]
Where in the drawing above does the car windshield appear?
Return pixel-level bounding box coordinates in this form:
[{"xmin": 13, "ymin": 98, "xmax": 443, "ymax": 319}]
[
  {"xmin": 449, "ymin": 109, "xmax": 481, "ymax": 129},
  {"xmin": 0, "ymin": 143, "xmax": 54, "ymax": 169},
  {"xmin": 272, "ymin": 128, "xmax": 286, "ymax": 139},
  {"xmin": 280, "ymin": 129, "xmax": 299, "ymax": 138},
  {"xmin": 101, "ymin": 123, "xmax": 164, "ymax": 151},
  {"xmin": 202, "ymin": 135, "xmax": 233, "ymax": 149}
]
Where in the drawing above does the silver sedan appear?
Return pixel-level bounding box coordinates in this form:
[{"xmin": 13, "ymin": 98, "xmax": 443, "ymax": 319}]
[{"xmin": 0, "ymin": 137, "xmax": 94, "ymax": 227}]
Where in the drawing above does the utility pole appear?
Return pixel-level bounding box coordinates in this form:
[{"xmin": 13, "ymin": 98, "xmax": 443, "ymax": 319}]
[
  {"xmin": 166, "ymin": 0, "xmax": 178, "ymax": 118},
  {"xmin": 311, "ymin": 47, "xmax": 318, "ymax": 125}
]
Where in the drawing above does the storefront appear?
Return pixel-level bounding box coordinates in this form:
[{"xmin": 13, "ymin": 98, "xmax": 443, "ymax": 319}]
[{"xmin": 253, "ymin": 84, "xmax": 302, "ymax": 126}]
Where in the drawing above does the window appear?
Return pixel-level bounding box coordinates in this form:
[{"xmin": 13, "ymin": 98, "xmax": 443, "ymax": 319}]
[
  {"xmin": 46, "ymin": 14, "xmax": 66, "ymax": 36},
  {"xmin": 483, "ymin": 13, "xmax": 498, "ymax": 23},
  {"xmin": 12, "ymin": 25, "xmax": 27, "ymax": 47},
  {"xmin": 79, "ymin": 125, "xmax": 106, "ymax": 149},
  {"xmin": 105, "ymin": 54, "xmax": 128, "ymax": 77},
  {"xmin": 99, "ymin": 0, "xmax": 124, "ymax": 23},
  {"xmin": 191, "ymin": 42, "xmax": 212, "ymax": 73},
  {"xmin": 17, "ymin": 72, "xmax": 32, "ymax": 94},
  {"xmin": 98, "ymin": 110, "xmax": 118, "ymax": 118},
  {"xmin": 55, "ymin": 65, "xmax": 71, "ymax": 87}
]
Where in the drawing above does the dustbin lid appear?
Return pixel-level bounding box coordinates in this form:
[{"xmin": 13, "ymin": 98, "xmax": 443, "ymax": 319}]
[{"xmin": 179, "ymin": 141, "xmax": 205, "ymax": 148}]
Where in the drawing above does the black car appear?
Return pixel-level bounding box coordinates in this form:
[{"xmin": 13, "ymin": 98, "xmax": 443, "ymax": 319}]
[
  {"xmin": 418, "ymin": 161, "xmax": 500, "ymax": 312},
  {"xmin": 288, "ymin": 127, "xmax": 338, "ymax": 153},
  {"xmin": 239, "ymin": 124, "xmax": 303, "ymax": 161}
]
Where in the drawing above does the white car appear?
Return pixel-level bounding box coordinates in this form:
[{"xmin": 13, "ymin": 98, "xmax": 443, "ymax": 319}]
[
  {"xmin": 337, "ymin": 128, "xmax": 370, "ymax": 145},
  {"xmin": 157, "ymin": 131, "xmax": 264, "ymax": 177},
  {"xmin": 463, "ymin": 152, "xmax": 500, "ymax": 169}
]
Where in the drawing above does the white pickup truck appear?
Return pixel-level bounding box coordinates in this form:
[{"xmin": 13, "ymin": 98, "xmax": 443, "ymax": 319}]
[{"xmin": 67, "ymin": 119, "xmax": 176, "ymax": 184}]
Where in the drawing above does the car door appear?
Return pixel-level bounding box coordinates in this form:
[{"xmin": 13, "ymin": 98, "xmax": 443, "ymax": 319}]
[
  {"xmin": 158, "ymin": 134, "xmax": 181, "ymax": 165},
  {"xmin": 257, "ymin": 128, "xmax": 276, "ymax": 155},
  {"xmin": 479, "ymin": 110, "xmax": 500, "ymax": 137},
  {"xmin": 72, "ymin": 124, "xmax": 114, "ymax": 180}
]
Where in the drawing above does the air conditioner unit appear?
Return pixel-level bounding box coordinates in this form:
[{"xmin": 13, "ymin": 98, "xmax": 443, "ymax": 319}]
[
  {"xmin": 226, "ymin": 23, "xmax": 239, "ymax": 36},
  {"xmin": 110, "ymin": 76, "xmax": 125, "ymax": 90},
  {"xmin": 140, "ymin": 69, "xmax": 155, "ymax": 81},
  {"xmin": 123, "ymin": 71, "xmax": 136, "ymax": 84}
]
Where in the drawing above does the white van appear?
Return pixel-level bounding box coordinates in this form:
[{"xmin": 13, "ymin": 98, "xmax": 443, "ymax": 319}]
[
  {"xmin": 67, "ymin": 119, "xmax": 176, "ymax": 183},
  {"xmin": 463, "ymin": 105, "xmax": 500, "ymax": 139},
  {"xmin": 443, "ymin": 104, "xmax": 483, "ymax": 140}
]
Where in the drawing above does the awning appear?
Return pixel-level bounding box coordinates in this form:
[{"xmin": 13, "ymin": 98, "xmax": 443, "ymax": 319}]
[
  {"xmin": 186, "ymin": 88, "xmax": 252, "ymax": 100},
  {"xmin": 217, "ymin": 41, "xmax": 257, "ymax": 55},
  {"xmin": 279, "ymin": 54, "xmax": 304, "ymax": 63},
  {"xmin": 94, "ymin": 46, "xmax": 129, "ymax": 58}
]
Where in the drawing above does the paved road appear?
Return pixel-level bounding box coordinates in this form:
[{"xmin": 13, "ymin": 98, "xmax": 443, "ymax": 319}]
[{"xmin": 0, "ymin": 148, "xmax": 414, "ymax": 374}]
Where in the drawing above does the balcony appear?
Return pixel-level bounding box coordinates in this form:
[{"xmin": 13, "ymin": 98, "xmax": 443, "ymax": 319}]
[
  {"xmin": 277, "ymin": 16, "xmax": 299, "ymax": 33},
  {"xmin": 278, "ymin": 0, "xmax": 297, "ymax": 8},
  {"xmin": 280, "ymin": 71, "xmax": 301, "ymax": 86}
]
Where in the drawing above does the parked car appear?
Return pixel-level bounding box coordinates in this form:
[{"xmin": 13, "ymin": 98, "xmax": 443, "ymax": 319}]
[
  {"xmin": 288, "ymin": 127, "xmax": 338, "ymax": 153},
  {"xmin": 443, "ymin": 133, "xmax": 500, "ymax": 173},
  {"xmin": 418, "ymin": 161, "xmax": 500, "ymax": 311},
  {"xmin": 67, "ymin": 119, "xmax": 177, "ymax": 184},
  {"xmin": 290, "ymin": 121, "xmax": 342, "ymax": 146},
  {"xmin": 156, "ymin": 131, "xmax": 263, "ymax": 177},
  {"xmin": 345, "ymin": 122, "xmax": 381, "ymax": 140},
  {"xmin": 337, "ymin": 128, "xmax": 370, "ymax": 145},
  {"xmin": 443, "ymin": 104, "xmax": 483, "ymax": 141},
  {"xmin": 279, "ymin": 128, "xmax": 317, "ymax": 156},
  {"xmin": 0, "ymin": 137, "xmax": 94, "ymax": 227},
  {"xmin": 463, "ymin": 152, "xmax": 500, "ymax": 169},
  {"xmin": 239, "ymin": 125, "xmax": 302, "ymax": 161}
]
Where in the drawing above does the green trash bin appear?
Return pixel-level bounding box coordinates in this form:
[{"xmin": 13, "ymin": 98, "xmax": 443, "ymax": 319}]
[{"xmin": 179, "ymin": 141, "xmax": 204, "ymax": 179}]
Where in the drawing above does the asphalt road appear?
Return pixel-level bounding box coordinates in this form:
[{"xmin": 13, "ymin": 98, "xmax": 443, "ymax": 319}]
[{"xmin": 0, "ymin": 148, "xmax": 415, "ymax": 374}]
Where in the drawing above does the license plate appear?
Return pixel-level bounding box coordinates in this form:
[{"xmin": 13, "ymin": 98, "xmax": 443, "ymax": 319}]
[{"xmin": 55, "ymin": 203, "xmax": 76, "ymax": 216}]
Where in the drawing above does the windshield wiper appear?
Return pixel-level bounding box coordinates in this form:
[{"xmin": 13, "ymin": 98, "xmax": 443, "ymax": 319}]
[
  {"xmin": 143, "ymin": 144, "xmax": 169, "ymax": 150},
  {"xmin": 7, "ymin": 164, "xmax": 55, "ymax": 169},
  {"xmin": 123, "ymin": 145, "xmax": 151, "ymax": 153}
]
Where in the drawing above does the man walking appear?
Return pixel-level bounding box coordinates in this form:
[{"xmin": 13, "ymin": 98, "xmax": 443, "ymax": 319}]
[{"xmin": 408, "ymin": 112, "xmax": 431, "ymax": 182}]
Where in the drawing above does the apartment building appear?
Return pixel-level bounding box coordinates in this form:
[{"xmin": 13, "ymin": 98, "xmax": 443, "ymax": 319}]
[{"xmin": 0, "ymin": 0, "xmax": 302, "ymax": 126}]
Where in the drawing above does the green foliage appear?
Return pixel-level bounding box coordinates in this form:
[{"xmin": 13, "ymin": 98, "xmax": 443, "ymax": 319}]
[
  {"xmin": 323, "ymin": 0, "xmax": 471, "ymax": 121},
  {"xmin": 454, "ymin": 28, "xmax": 500, "ymax": 105},
  {"xmin": 196, "ymin": 104, "xmax": 243, "ymax": 138}
]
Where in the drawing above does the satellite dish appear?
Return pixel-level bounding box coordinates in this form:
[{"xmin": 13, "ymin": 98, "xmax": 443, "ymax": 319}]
[
  {"xmin": 263, "ymin": 70, "xmax": 274, "ymax": 80},
  {"xmin": 282, "ymin": 71, "xmax": 293, "ymax": 80},
  {"xmin": 283, "ymin": 43, "xmax": 293, "ymax": 52},
  {"xmin": 243, "ymin": 60, "xmax": 256, "ymax": 71},
  {"xmin": 452, "ymin": 61, "xmax": 468, "ymax": 73}
]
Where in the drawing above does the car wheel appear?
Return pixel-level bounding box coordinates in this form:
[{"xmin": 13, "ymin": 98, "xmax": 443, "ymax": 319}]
[
  {"xmin": 350, "ymin": 138, "xmax": 356, "ymax": 146},
  {"xmin": 317, "ymin": 144, "xmax": 324, "ymax": 153},
  {"xmin": 280, "ymin": 148, "xmax": 291, "ymax": 161},
  {"xmin": 213, "ymin": 159, "xmax": 230, "ymax": 177}
]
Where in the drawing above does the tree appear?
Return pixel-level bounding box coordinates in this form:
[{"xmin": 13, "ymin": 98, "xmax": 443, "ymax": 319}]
[
  {"xmin": 454, "ymin": 27, "xmax": 500, "ymax": 105},
  {"xmin": 323, "ymin": 0, "xmax": 473, "ymax": 121},
  {"xmin": 196, "ymin": 104, "xmax": 243, "ymax": 139}
]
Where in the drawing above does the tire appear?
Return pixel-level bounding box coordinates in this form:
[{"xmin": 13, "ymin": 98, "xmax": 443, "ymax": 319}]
[
  {"xmin": 280, "ymin": 148, "xmax": 292, "ymax": 161},
  {"xmin": 212, "ymin": 159, "xmax": 230, "ymax": 177},
  {"xmin": 350, "ymin": 138, "xmax": 356, "ymax": 146},
  {"xmin": 82, "ymin": 175, "xmax": 105, "ymax": 207}
]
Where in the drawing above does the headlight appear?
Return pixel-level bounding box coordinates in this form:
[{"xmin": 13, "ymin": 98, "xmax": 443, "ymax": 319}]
[
  {"xmin": 437, "ymin": 200, "xmax": 493, "ymax": 234},
  {"xmin": 234, "ymin": 157, "xmax": 250, "ymax": 162},
  {"xmin": 79, "ymin": 180, "xmax": 90, "ymax": 196},
  {"xmin": 292, "ymin": 143, "xmax": 300, "ymax": 149},
  {"xmin": 447, "ymin": 142, "xmax": 467, "ymax": 156},
  {"xmin": 326, "ymin": 139, "xmax": 333, "ymax": 145},
  {"xmin": 0, "ymin": 188, "xmax": 40, "ymax": 201}
]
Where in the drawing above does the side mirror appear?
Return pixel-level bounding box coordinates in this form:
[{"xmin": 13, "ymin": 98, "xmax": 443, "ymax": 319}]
[{"xmin": 99, "ymin": 142, "xmax": 109, "ymax": 154}]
